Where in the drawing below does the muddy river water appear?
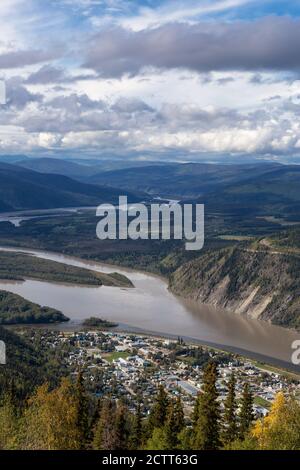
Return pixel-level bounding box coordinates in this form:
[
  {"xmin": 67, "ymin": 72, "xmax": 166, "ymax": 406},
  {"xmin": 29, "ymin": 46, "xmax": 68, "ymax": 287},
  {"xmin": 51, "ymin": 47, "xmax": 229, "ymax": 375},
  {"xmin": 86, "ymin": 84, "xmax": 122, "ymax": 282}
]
[{"xmin": 0, "ymin": 246, "xmax": 299, "ymax": 370}]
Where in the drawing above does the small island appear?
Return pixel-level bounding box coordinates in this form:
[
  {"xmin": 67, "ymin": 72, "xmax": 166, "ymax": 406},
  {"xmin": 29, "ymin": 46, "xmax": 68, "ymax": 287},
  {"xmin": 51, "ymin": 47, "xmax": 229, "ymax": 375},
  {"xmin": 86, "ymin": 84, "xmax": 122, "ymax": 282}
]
[{"xmin": 82, "ymin": 317, "xmax": 118, "ymax": 329}]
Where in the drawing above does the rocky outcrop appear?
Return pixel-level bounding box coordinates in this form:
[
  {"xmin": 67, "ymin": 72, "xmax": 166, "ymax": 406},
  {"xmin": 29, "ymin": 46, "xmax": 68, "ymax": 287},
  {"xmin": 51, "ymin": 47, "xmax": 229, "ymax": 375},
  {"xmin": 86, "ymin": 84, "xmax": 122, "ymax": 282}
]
[{"xmin": 169, "ymin": 247, "xmax": 300, "ymax": 330}]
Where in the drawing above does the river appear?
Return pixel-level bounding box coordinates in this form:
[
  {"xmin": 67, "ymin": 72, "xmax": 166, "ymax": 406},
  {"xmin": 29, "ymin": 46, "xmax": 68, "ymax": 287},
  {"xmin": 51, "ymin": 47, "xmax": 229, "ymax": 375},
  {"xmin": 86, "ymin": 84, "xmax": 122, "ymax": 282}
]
[
  {"xmin": 0, "ymin": 207, "xmax": 98, "ymax": 227},
  {"xmin": 0, "ymin": 246, "xmax": 299, "ymax": 371}
]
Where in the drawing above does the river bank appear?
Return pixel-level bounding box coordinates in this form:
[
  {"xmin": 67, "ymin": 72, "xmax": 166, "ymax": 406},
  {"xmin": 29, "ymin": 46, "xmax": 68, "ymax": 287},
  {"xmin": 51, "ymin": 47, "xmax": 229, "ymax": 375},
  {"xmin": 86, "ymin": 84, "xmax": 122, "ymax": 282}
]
[{"xmin": 0, "ymin": 246, "xmax": 299, "ymax": 370}]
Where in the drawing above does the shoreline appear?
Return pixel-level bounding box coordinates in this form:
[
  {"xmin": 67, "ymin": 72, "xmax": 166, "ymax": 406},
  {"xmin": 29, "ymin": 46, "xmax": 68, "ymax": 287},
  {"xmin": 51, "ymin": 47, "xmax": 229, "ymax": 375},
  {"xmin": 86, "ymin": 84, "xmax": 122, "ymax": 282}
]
[
  {"xmin": 7, "ymin": 320, "xmax": 300, "ymax": 376},
  {"xmin": 0, "ymin": 242, "xmax": 298, "ymax": 335},
  {"xmin": 1, "ymin": 244, "xmax": 299, "ymax": 372},
  {"xmin": 113, "ymin": 324, "xmax": 300, "ymax": 376}
]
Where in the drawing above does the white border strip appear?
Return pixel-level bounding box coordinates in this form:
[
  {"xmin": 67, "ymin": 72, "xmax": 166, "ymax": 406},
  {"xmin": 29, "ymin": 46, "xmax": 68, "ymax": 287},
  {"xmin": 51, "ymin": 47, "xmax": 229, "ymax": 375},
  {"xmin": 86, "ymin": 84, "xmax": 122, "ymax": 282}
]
[{"xmin": 0, "ymin": 80, "xmax": 6, "ymax": 105}]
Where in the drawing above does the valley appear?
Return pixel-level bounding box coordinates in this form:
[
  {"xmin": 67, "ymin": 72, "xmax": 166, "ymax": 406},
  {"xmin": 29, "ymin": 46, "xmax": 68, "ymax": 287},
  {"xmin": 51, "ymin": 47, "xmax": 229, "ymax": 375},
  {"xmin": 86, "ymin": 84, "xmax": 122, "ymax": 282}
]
[
  {"xmin": 0, "ymin": 159, "xmax": 299, "ymax": 369},
  {"xmin": 0, "ymin": 246, "xmax": 299, "ymax": 371}
]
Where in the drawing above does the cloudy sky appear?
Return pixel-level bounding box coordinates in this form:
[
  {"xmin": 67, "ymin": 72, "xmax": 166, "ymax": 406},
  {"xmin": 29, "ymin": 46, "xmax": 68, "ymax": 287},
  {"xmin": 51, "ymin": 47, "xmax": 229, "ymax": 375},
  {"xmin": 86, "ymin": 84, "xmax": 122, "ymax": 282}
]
[{"xmin": 1, "ymin": 0, "xmax": 300, "ymax": 162}]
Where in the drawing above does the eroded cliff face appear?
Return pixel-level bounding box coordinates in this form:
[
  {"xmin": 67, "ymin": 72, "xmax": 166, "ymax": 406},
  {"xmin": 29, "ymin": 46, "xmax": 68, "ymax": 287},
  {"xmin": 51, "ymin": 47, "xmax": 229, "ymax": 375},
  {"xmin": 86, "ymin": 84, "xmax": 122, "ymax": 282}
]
[{"xmin": 169, "ymin": 247, "xmax": 300, "ymax": 330}]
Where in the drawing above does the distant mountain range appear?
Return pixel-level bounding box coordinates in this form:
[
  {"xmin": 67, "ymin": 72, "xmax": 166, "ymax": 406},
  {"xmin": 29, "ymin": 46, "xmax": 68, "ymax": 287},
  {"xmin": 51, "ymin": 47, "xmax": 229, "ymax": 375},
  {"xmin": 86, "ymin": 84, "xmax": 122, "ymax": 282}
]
[
  {"xmin": 0, "ymin": 162, "xmax": 143, "ymax": 212},
  {"xmin": 83, "ymin": 161, "xmax": 294, "ymax": 196},
  {"xmin": 17, "ymin": 157, "xmax": 102, "ymax": 178},
  {"xmin": 0, "ymin": 157, "xmax": 299, "ymax": 217},
  {"xmin": 200, "ymin": 164, "xmax": 300, "ymax": 217},
  {"xmin": 85, "ymin": 161, "xmax": 300, "ymax": 217},
  {"xmin": 15, "ymin": 156, "xmax": 169, "ymax": 177},
  {"xmin": 0, "ymin": 154, "xmax": 30, "ymax": 164}
]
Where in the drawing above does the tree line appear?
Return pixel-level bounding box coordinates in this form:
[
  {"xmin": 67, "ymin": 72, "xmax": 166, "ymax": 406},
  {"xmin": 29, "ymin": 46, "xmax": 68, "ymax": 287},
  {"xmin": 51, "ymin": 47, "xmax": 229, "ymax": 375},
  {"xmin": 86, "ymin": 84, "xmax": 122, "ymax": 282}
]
[{"xmin": 0, "ymin": 363, "xmax": 300, "ymax": 450}]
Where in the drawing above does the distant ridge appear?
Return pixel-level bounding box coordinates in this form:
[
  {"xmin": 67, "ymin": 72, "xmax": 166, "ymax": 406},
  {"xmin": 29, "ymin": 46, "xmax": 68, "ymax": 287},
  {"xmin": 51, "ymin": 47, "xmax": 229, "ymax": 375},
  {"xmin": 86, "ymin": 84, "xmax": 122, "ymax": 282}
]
[
  {"xmin": 16, "ymin": 157, "xmax": 99, "ymax": 178},
  {"xmin": 87, "ymin": 161, "xmax": 284, "ymax": 198},
  {"xmin": 0, "ymin": 154, "xmax": 29, "ymax": 163},
  {"xmin": 0, "ymin": 162, "xmax": 143, "ymax": 212}
]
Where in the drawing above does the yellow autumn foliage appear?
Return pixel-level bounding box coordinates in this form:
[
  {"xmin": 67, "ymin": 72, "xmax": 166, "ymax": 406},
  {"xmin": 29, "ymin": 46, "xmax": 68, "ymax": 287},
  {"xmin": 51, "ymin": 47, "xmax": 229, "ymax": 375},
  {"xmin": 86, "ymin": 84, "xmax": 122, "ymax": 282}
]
[
  {"xmin": 22, "ymin": 378, "xmax": 81, "ymax": 450},
  {"xmin": 252, "ymin": 392, "xmax": 300, "ymax": 450}
]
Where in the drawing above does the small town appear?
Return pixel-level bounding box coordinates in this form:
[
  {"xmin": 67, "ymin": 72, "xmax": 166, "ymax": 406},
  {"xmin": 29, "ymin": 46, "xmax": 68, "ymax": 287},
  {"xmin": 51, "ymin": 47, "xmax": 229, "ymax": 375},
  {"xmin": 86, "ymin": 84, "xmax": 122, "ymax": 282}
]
[{"xmin": 22, "ymin": 328, "xmax": 300, "ymax": 421}]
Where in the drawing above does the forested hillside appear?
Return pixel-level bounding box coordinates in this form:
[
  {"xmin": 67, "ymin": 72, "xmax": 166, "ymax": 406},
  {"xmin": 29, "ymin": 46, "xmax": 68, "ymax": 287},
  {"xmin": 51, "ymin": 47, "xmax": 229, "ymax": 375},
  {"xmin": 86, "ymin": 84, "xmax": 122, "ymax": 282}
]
[
  {"xmin": 0, "ymin": 291, "xmax": 68, "ymax": 325},
  {"xmin": 0, "ymin": 162, "xmax": 142, "ymax": 212},
  {"xmin": 1, "ymin": 360, "xmax": 299, "ymax": 450},
  {"xmin": 0, "ymin": 326, "xmax": 49, "ymax": 396},
  {"xmin": 0, "ymin": 251, "xmax": 133, "ymax": 287}
]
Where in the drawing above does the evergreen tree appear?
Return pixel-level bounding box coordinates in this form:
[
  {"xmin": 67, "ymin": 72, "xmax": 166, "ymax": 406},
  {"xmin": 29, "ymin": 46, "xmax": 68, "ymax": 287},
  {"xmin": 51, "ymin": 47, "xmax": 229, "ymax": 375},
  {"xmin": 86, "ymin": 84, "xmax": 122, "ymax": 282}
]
[
  {"xmin": 164, "ymin": 400, "xmax": 178, "ymax": 449},
  {"xmin": 163, "ymin": 396, "xmax": 184, "ymax": 449},
  {"xmin": 148, "ymin": 385, "xmax": 169, "ymax": 432},
  {"xmin": 177, "ymin": 427, "xmax": 193, "ymax": 450},
  {"xmin": 92, "ymin": 399, "xmax": 116, "ymax": 450},
  {"xmin": 5, "ymin": 380, "xmax": 19, "ymax": 408},
  {"xmin": 239, "ymin": 382, "xmax": 254, "ymax": 438},
  {"xmin": 192, "ymin": 393, "xmax": 201, "ymax": 429},
  {"xmin": 75, "ymin": 370, "xmax": 90, "ymax": 448},
  {"xmin": 173, "ymin": 395, "xmax": 185, "ymax": 436},
  {"xmin": 114, "ymin": 402, "xmax": 130, "ymax": 450},
  {"xmin": 90, "ymin": 397, "xmax": 102, "ymax": 438},
  {"xmin": 145, "ymin": 428, "xmax": 168, "ymax": 450},
  {"xmin": 130, "ymin": 401, "xmax": 143, "ymax": 450},
  {"xmin": 193, "ymin": 362, "xmax": 221, "ymax": 450},
  {"xmin": 223, "ymin": 373, "xmax": 238, "ymax": 443}
]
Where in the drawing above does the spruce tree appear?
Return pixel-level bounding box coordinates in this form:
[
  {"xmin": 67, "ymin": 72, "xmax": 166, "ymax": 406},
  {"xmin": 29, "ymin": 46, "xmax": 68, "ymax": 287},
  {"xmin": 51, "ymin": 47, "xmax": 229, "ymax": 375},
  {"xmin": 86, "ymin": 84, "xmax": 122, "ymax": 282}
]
[
  {"xmin": 193, "ymin": 362, "xmax": 221, "ymax": 450},
  {"xmin": 130, "ymin": 401, "xmax": 143, "ymax": 450},
  {"xmin": 114, "ymin": 402, "xmax": 130, "ymax": 450},
  {"xmin": 223, "ymin": 373, "xmax": 238, "ymax": 444},
  {"xmin": 163, "ymin": 396, "xmax": 184, "ymax": 449},
  {"xmin": 192, "ymin": 393, "xmax": 201, "ymax": 429},
  {"xmin": 90, "ymin": 398, "xmax": 102, "ymax": 439},
  {"xmin": 75, "ymin": 370, "xmax": 90, "ymax": 448},
  {"xmin": 164, "ymin": 401, "xmax": 178, "ymax": 449},
  {"xmin": 148, "ymin": 385, "xmax": 169, "ymax": 432},
  {"xmin": 239, "ymin": 382, "xmax": 254, "ymax": 438},
  {"xmin": 93, "ymin": 399, "xmax": 116, "ymax": 450},
  {"xmin": 173, "ymin": 395, "xmax": 185, "ymax": 436}
]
